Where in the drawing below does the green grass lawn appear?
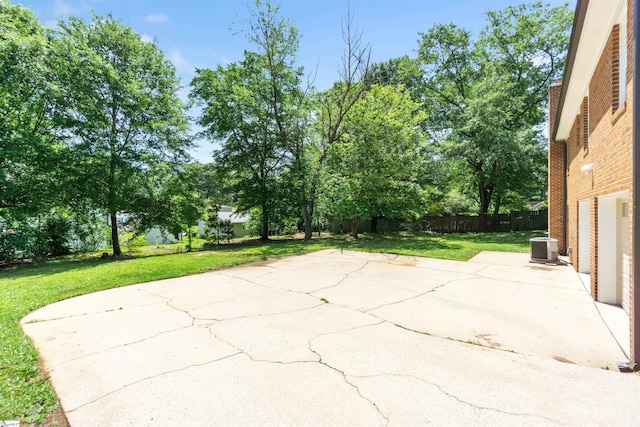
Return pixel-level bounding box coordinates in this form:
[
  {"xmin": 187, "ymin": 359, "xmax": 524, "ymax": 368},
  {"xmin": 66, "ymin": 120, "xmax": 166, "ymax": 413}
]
[{"xmin": 0, "ymin": 231, "xmax": 540, "ymax": 424}]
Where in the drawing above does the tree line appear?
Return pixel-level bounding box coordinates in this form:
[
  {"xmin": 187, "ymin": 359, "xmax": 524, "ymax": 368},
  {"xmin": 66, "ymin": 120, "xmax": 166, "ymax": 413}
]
[{"xmin": 0, "ymin": 0, "xmax": 572, "ymax": 261}]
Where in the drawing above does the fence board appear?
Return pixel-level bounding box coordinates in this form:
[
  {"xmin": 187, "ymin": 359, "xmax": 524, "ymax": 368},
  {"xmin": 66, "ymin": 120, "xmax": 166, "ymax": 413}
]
[
  {"xmin": 328, "ymin": 210, "xmax": 547, "ymax": 234},
  {"xmin": 423, "ymin": 210, "xmax": 547, "ymax": 233}
]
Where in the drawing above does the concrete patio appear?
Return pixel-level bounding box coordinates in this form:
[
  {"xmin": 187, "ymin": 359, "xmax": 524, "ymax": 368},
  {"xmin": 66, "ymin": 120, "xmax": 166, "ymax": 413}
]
[{"xmin": 22, "ymin": 249, "xmax": 640, "ymax": 426}]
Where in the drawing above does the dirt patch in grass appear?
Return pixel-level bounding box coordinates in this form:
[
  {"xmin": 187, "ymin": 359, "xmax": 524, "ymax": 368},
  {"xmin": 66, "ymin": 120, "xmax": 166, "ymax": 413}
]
[{"xmin": 23, "ymin": 407, "xmax": 69, "ymax": 427}]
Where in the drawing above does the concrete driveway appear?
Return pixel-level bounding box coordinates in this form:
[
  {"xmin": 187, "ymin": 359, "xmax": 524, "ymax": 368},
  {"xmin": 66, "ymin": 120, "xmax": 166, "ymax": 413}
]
[{"xmin": 22, "ymin": 249, "xmax": 640, "ymax": 426}]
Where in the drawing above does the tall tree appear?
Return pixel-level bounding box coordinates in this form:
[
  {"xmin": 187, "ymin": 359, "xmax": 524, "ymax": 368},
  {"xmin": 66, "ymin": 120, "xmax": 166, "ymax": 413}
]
[
  {"xmin": 297, "ymin": 10, "xmax": 372, "ymax": 239},
  {"xmin": 368, "ymin": 55, "xmax": 424, "ymax": 107},
  {"xmin": 418, "ymin": 2, "xmax": 572, "ymax": 219},
  {"xmin": 324, "ymin": 85, "xmax": 426, "ymax": 237},
  {"xmin": 368, "ymin": 55, "xmax": 454, "ymax": 215},
  {"xmin": 0, "ymin": 0, "xmax": 63, "ymax": 223},
  {"xmin": 191, "ymin": 0, "xmax": 302, "ymax": 240},
  {"xmin": 54, "ymin": 14, "xmax": 190, "ymax": 255},
  {"xmin": 161, "ymin": 166, "xmax": 206, "ymax": 252}
]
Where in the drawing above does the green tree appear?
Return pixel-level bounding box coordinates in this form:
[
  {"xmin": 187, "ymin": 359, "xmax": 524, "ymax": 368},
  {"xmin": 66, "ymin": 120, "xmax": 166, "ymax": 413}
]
[
  {"xmin": 367, "ymin": 55, "xmax": 456, "ymax": 216},
  {"xmin": 368, "ymin": 55, "xmax": 425, "ymax": 108},
  {"xmin": 0, "ymin": 1, "xmax": 64, "ymax": 227},
  {"xmin": 298, "ymin": 11, "xmax": 372, "ymax": 239},
  {"xmin": 325, "ymin": 85, "xmax": 426, "ymax": 238},
  {"xmin": 204, "ymin": 204, "xmax": 234, "ymax": 245},
  {"xmin": 189, "ymin": 162, "xmax": 230, "ymax": 204},
  {"xmin": 191, "ymin": 1, "xmax": 302, "ymax": 240},
  {"xmin": 418, "ymin": 2, "xmax": 572, "ymax": 220},
  {"xmin": 159, "ymin": 165, "xmax": 206, "ymax": 252},
  {"xmin": 54, "ymin": 14, "xmax": 190, "ymax": 255}
]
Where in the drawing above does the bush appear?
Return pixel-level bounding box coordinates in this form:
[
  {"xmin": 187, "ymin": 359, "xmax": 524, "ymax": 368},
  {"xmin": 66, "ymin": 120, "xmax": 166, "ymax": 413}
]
[
  {"xmin": 0, "ymin": 213, "xmax": 72, "ymax": 263},
  {"xmin": 125, "ymin": 233, "xmax": 147, "ymax": 253},
  {"xmin": 69, "ymin": 211, "xmax": 109, "ymax": 253},
  {"xmin": 43, "ymin": 215, "xmax": 73, "ymax": 256},
  {"xmin": 401, "ymin": 219, "xmax": 425, "ymax": 233},
  {"xmin": 0, "ymin": 225, "xmax": 26, "ymax": 264},
  {"xmin": 0, "ymin": 209, "xmax": 111, "ymax": 264}
]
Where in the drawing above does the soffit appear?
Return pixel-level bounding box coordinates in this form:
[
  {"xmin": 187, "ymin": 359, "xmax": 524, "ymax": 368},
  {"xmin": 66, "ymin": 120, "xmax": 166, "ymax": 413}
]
[{"xmin": 555, "ymin": 0, "xmax": 625, "ymax": 141}]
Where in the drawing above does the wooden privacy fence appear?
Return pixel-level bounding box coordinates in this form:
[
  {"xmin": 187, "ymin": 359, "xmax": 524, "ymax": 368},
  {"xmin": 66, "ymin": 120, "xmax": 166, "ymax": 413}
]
[
  {"xmin": 423, "ymin": 209, "xmax": 548, "ymax": 233},
  {"xmin": 327, "ymin": 209, "xmax": 548, "ymax": 234},
  {"xmin": 328, "ymin": 217, "xmax": 403, "ymax": 234}
]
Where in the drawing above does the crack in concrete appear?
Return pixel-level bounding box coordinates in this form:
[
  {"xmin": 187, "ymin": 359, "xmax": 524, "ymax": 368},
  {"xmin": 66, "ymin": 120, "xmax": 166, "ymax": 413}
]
[
  {"xmin": 349, "ymin": 372, "xmax": 570, "ymax": 426},
  {"xmin": 187, "ymin": 288, "xmax": 264, "ymax": 312},
  {"xmin": 135, "ymin": 287, "xmax": 172, "ymax": 299},
  {"xmin": 364, "ymin": 276, "xmax": 481, "ymax": 313},
  {"xmin": 476, "ymin": 272, "xmax": 586, "ymax": 292},
  {"xmin": 308, "ymin": 342, "xmax": 390, "ymax": 425},
  {"xmin": 213, "ymin": 261, "xmax": 374, "ymax": 315},
  {"xmin": 470, "ymin": 264, "xmax": 585, "ymax": 292},
  {"xmin": 43, "ymin": 251, "xmax": 585, "ymax": 424},
  {"xmin": 49, "ymin": 324, "xmax": 194, "ymax": 369},
  {"xmin": 144, "ymin": 285, "xmax": 323, "ymax": 327},
  {"xmin": 211, "ymin": 260, "xmax": 520, "ymax": 359},
  {"xmin": 206, "ymin": 319, "xmax": 390, "ymax": 424},
  {"xmin": 219, "ymin": 272, "xmax": 283, "ymax": 291},
  {"xmin": 217, "ymin": 270, "xmax": 273, "ymax": 284},
  {"xmin": 308, "ymin": 260, "xmax": 371, "ymax": 294},
  {"xmin": 22, "ymin": 301, "xmax": 166, "ymax": 324},
  {"xmin": 204, "ymin": 303, "xmax": 537, "ymax": 427},
  {"xmin": 195, "ymin": 302, "xmax": 327, "ymax": 323},
  {"xmin": 222, "ymin": 259, "xmax": 371, "ymax": 297},
  {"xmin": 308, "ymin": 320, "xmax": 386, "ymax": 343},
  {"xmin": 386, "ymin": 322, "xmax": 519, "ymax": 355},
  {"xmin": 304, "ymin": 298, "xmax": 514, "ymax": 357},
  {"xmin": 343, "ymin": 315, "xmax": 498, "ymax": 356},
  {"xmin": 65, "ymin": 351, "xmax": 243, "ymax": 413},
  {"xmin": 207, "ymin": 327, "xmax": 318, "ymax": 364},
  {"xmin": 206, "ymin": 317, "xmax": 383, "ymax": 363}
]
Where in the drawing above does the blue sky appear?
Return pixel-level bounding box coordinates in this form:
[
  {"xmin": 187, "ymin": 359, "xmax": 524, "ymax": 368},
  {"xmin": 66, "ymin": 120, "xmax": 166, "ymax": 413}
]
[{"xmin": 21, "ymin": 0, "xmax": 576, "ymax": 162}]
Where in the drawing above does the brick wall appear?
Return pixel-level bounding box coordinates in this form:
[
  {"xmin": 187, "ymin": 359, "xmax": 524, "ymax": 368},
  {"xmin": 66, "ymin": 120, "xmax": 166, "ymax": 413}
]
[
  {"xmin": 565, "ymin": 20, "xmax": 633, "ymax": 291},
  {"xmin": 550, "ymin": 0, "xmax": 635, "ymax": 355},
  {"xmin": 548, "ymin": 83, "xmax": 565, "ymax": 252}
]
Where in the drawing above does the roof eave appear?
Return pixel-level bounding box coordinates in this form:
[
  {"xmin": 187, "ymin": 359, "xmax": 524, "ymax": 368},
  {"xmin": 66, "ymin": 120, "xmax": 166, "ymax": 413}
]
[{"xmin": 552, "ymin": 0, "xmax": 589, "ymax": 143}]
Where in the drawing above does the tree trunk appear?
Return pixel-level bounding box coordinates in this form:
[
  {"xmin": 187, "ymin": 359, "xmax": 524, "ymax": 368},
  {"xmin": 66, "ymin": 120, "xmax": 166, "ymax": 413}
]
[
  {"xmin": 260, "ymin": 207, "xmax": 269, "ymax": 241},
  {"xmin": 110, "ymin": 211, "xmax": 121, "ymax": 256},
  {"xmin": 479, "ymin": 189, "xmax": 491, "ymax": 215},
  {"xmin": 493, "ymin": 196, "xmax": 501, "ymax": 218},
  {"xmin": 371, "ymin": 216, "xmax": 379, "ymax": 233},
  {"xmin": 303, "ymin": 202, "xmax": 313, "ymax": 241},
  {"xmin": 350, "ymin": 216, "xmax": 361, "ymax": 238},
  {"xmin": 492, "ymin": 195, "xmax": 502, "ymax": 232},
  {"xmin": 478, "ymin": 181, "xmax": 492, "ymax": 232}
]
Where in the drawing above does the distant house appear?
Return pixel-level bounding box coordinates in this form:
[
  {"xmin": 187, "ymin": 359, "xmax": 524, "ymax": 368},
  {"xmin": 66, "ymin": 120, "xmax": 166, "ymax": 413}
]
[
  {"xmin": 197, "ymin": 206, "xmax": 250, "ymax": 238},
  {"xmin": 145, "ymin": 227, "xmax": 177, "ymax": 245},
  {"xmin": 527, "ymin": 201, "xmax": 545, "ymax": 211},
  {"xmin": 145, "ymin": 207, "xmax": 250, "ymax": 245},
  {"xmin": 548, "ymin": 0, "xmax": 638, "ymax": 364}
]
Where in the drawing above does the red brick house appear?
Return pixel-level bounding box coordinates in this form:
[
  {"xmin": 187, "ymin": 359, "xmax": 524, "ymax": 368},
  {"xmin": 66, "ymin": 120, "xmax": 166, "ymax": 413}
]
[{"xmin": 549, "ymin": 0, "xmax": 640, "ymax": 366}]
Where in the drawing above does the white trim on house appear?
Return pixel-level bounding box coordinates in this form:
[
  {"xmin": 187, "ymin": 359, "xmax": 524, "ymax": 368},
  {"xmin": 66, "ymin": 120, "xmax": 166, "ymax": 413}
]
[
  {"xmin": 555, "ymin": 0, "xmax": 626, "ymax": 140},
  {"xmin": 578, "ymin": 199, "xmax": 591, "ymax": 274},
  {"xmin": 597, "ymin": 190, "xmax": 629, "ymax": 306}
]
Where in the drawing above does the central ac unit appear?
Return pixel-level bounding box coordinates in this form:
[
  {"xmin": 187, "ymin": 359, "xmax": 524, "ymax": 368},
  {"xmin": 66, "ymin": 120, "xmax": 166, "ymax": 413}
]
[{"xmin": 530, "ymin": 237, "xmax": 558, "ymax": 262}]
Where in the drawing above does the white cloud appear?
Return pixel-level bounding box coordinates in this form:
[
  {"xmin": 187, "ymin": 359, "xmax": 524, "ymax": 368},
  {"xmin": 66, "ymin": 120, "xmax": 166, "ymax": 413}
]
[
  {"xmin": 144, "ymin": 13, "xmax": 169, "ymax": 24},
  {"xmin": 140, "ymin": 33, "xmax": 154, "ymax": 44},
  {"xmin": 170, "ymin": 50, "xmax": 193, "ymax": 73},
  {"xmin": 44, "ymin": 20, "xmax": 59, "ymax": 29},
  {"xmin": 54, "ymin": 0, "xmax": 76, "ymax": 17},
  {"xmin": 177, "ymin": 87, "xmax": 190, "ymax": 103}
]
